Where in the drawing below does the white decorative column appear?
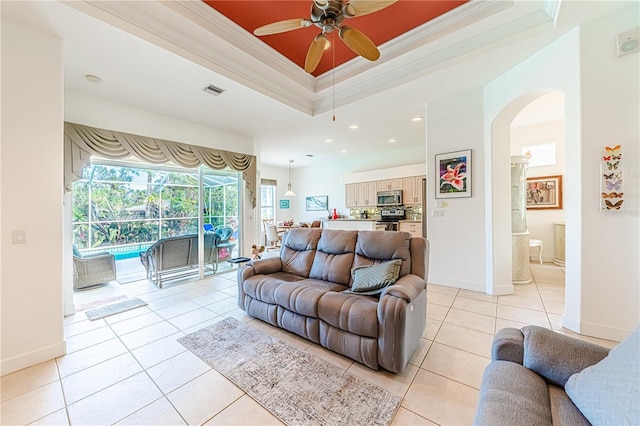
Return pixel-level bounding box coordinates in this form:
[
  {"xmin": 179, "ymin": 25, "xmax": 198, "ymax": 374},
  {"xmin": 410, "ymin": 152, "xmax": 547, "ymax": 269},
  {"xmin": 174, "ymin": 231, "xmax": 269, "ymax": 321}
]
[
  {"xmin": 553, "ymin": 223, "xmax": 566, "ymax": 266},
  {"xmin": 511, "ymin": 155, "xmax": 531, "ymax": 284}
]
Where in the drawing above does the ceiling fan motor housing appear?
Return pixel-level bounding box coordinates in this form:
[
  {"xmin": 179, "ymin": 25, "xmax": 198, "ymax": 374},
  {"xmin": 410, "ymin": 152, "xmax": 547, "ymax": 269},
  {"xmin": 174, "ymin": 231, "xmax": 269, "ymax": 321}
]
[{"xmin": 311, "ymin": 0, "xmax": 346, "ymax": 32}]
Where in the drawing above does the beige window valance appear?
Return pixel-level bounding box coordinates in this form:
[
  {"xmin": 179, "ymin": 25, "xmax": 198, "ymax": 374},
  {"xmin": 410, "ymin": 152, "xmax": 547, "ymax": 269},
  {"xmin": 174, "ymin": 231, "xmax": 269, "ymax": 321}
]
[{"xmin": 64, "ymin": 122, "xmax": 257, "ymax": 208}]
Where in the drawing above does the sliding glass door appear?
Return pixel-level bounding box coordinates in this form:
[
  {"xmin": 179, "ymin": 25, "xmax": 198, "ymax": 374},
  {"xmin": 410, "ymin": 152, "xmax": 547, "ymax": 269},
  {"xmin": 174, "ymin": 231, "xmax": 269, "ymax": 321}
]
[{"xmin": 72, "ymin": 160, "xmax": 240, "ymax": 275}]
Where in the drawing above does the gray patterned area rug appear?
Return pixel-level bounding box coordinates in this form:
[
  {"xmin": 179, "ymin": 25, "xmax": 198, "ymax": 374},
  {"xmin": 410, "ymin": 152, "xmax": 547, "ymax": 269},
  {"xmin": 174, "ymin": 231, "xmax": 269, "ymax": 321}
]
[
  {"xmin": 85, "ymin": 298, "xmax": 147, "ymax": 320},
  {"xmin": 178, "ymin": 317, "xmax": 401, "ymax": 426}
]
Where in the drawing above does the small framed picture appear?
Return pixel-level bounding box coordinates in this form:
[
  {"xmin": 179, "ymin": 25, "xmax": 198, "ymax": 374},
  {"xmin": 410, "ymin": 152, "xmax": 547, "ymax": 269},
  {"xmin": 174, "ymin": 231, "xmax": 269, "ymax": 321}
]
[
  {"xmin": 279, "ymin": 199, "xmax": 290, "ymax": 209},
  {"xmin": 526, "ymin": 175, "xmax": 563, "ymax": 209},
  {"xmin": 435, "ymin": 149, "xmax": 472, "ymax": 198},
  {"xmin": 305, "ymin": 195, "xmax": 328, "ymax": 211}
]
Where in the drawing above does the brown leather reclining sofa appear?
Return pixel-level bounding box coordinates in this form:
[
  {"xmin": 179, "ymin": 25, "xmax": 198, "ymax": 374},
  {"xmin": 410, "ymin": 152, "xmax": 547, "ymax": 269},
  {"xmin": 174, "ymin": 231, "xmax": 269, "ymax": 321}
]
[{"xmin": 237, "ymin": 228, "xmax": 429, "ymax": 373}]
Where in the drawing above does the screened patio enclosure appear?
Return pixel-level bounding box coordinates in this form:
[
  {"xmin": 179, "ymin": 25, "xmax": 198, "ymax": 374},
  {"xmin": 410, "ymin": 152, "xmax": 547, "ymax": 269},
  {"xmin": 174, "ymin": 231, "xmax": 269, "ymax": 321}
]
[{"xmin": 72, "ymin": 161, "xmax": 241, "ymax": 280}]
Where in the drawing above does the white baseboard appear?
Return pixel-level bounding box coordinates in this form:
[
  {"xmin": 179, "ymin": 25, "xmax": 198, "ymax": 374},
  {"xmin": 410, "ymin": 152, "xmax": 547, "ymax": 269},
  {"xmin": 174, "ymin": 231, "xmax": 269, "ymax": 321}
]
[
  {"xmin": 562, "ymin": 315, "xmax": 630, "ymax": 342},
  {"xmin": 1, "ymin": 341, "xmax": 66, "ymax": 376},
  {"xmin": 428, "ymin": 276, "xmax": 483, "ymax": 292},
  {"xmin": 429, "ymin": 276, "xmax": 515, "ymax": 295}
]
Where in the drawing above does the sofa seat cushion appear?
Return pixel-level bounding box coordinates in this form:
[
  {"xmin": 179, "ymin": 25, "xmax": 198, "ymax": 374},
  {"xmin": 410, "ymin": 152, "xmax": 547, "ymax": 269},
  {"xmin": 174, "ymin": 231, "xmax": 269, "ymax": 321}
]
[
  {"xmin": 243, "ymin": 272, "xmax": 305, "ymax": 304},
  {"xmin": 474, "ymin": 360, "xmax": 552, "ymax": 426},
  {"xmin": 274, "ymin": 279, "xmax": 347, "ymax": 318},
  {"xmin": 317, "ymin": 291, "xmax": 379, "ymax": 338}
]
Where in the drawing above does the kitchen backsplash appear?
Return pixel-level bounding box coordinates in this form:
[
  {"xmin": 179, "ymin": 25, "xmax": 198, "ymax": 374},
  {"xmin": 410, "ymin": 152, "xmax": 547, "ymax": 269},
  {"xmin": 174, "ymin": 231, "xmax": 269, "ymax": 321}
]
[{"xmin": 349, "ymin": 205, "xmax": 422, "ymax": 220}]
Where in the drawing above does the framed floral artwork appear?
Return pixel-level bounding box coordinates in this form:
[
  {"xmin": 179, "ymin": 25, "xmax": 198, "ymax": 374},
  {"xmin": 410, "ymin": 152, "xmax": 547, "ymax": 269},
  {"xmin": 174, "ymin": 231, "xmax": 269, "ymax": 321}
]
[
  {"xmin": 526, "ymin": 175, "xmax": 562, "ymax": 209},
  {"xmin": 436, "ymin": 149, "xmax": 472, "ymax": 198}
]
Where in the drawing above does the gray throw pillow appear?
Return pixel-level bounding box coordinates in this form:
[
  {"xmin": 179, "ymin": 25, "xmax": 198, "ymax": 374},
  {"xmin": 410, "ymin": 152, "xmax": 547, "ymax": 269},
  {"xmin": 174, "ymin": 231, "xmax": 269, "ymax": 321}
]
[
  {"xmin": 346, "ymin": 259, "xmax": 401, "ymax": 295},
  {"xmin": 565, "ymin": 326, "xmax": 639, "ymax": 425}
]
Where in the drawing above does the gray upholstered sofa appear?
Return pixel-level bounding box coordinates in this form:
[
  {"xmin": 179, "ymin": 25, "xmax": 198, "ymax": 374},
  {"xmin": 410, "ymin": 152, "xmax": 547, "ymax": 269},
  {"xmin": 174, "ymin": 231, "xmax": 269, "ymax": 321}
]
[
  {"xmin": 237, "ymin": 228, "xmax": 429, "ymax": 373},
  {"xmin": 475, "ymin": 325, "xmax": 640, "ymax": 426}
]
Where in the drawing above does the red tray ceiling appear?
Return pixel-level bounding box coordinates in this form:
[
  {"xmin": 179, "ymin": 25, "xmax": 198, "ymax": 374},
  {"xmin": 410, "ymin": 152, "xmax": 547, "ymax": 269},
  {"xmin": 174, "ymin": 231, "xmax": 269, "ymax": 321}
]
[{"xmin": 203, "ymin": 1, "xmax": 468, "ymax": 76}]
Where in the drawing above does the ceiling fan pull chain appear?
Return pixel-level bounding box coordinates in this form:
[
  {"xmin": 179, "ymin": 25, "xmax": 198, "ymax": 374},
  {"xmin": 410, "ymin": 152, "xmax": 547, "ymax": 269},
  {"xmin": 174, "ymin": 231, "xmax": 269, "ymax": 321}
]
[{"xmin": 332, "ymin": 31, "xmax": 336, "ymax": 122}]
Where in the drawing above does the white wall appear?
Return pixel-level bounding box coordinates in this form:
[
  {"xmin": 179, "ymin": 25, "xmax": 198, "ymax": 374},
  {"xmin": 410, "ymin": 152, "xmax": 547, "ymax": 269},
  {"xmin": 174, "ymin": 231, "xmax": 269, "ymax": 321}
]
[
  {"xmin": 511, "ymin": 120, "xmax": 566, "ymax": 261},
  {"xmin": 1, "ymin": 20, "xmax": 66, "ymax": 374},
  {"xmin": 426, "ymin": 89, "xmax": 487, "ymax": 291},
  {"xmin": 574, "ymin": 6, "xmax": 639, "ymax": 339},
  {"xmin": 65, "ymin": 92, "xmax": 253, "ymax": 154},
  {"xmin": 485, "ymin": 5, "xmax": 639, "ymax": 340}
]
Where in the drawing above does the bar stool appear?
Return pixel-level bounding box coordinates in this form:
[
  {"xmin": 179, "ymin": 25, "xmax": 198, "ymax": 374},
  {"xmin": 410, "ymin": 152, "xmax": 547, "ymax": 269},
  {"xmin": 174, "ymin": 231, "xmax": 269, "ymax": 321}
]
[{"xmin": 529, "ymin": 239, "xmax": 544, "ymax": 264}]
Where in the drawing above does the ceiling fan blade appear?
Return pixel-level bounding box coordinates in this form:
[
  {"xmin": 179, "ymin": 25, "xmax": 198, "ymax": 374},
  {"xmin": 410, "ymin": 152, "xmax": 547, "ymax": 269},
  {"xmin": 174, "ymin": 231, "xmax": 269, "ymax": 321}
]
[
  {"xmin": 305, "ymin": 34, "xmax": 327, "ymax": 74},
  {"xmin": 253, "ymin": 18, "xmax": 312, "ymax": 36},
  {"xmin": 344, "ymin": 0, "xmax": 397, "ymax": 17},
  {"xmin": 339, "ymin": 26, "xmax": 380, "ymax": 61}
]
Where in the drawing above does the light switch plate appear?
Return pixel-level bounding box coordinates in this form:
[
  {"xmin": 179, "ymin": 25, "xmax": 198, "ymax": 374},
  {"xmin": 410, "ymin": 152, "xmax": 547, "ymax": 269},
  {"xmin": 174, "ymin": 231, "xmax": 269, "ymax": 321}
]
[{"xmin": 12, "ymin": 230, "xmax": 26, "ymax": 244}]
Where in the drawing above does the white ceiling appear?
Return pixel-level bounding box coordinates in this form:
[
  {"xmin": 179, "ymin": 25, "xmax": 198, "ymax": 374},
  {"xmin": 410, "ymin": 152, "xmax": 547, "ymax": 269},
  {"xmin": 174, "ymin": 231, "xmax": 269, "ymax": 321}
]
[{"xmin": 1, "ymin": 1, "xmax": 630, "ymax": 169}]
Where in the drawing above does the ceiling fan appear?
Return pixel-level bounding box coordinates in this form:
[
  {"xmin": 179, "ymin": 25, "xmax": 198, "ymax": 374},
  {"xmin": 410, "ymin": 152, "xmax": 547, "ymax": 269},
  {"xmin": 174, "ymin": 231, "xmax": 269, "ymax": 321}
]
[{"xmin": 253, "ymin": 0, "xmax": 397, "ymax": 74}]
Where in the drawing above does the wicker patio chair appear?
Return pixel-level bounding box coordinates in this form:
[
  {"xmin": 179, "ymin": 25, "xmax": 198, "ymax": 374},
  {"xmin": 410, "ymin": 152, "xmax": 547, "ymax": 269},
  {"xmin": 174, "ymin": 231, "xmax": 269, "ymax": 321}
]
[{"xmin": 72, "ymin": 246, "xmax": 117, "ymax": 290}]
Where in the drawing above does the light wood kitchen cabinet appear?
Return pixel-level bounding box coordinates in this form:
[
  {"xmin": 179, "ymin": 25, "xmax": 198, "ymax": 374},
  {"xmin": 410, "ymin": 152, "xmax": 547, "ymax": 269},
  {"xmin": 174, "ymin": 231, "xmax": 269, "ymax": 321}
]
[
  {"xmin": 376, "ymin": 178, "xmax": 403, "ymax": 191},
  {"xmin": 399, "ymin": 222, "xmax": 422, "ymax": 238},
  {"xmin": 402, "ymin": 175, "xmax": 426, "ymax": 205},
  {"xmin": 345, "ymin": 181, "xmax": 377, "ymax": 207}
]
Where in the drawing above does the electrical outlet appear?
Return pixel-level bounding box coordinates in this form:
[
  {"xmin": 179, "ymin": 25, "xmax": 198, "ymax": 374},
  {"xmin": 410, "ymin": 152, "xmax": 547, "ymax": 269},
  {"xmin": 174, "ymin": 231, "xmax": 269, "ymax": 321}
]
[{"xmin": 431, "ymin": 209, "xmax": 445, "ymax": 217}]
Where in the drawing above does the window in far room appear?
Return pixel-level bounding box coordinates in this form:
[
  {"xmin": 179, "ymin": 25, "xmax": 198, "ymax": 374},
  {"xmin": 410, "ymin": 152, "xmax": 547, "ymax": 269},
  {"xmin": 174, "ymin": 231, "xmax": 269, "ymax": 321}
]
[
  {"xmin": 261, "ymin": 179, "xmax": 277, "ymax": 222},
  {"xmin": 522, "ymin": 141, "xmax": 557, "ymax": 167}
]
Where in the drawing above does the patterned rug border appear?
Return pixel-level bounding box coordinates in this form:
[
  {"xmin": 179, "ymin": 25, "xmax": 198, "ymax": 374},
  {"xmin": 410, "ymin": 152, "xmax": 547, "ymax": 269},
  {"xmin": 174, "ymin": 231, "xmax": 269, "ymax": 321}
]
[
  {"xmin": 85, "ymin": 297, "xmax": 147, "ymax": 320},
  {"xmin": 178, "ymin": 317, "xmax": 402, "ymax": 426}
]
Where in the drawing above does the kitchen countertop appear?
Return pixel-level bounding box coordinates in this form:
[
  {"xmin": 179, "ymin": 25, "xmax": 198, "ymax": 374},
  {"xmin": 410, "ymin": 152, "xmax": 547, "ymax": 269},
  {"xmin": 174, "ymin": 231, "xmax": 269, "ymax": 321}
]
[
  {"xmin": 320, "ymin": 218, "xmax": 378, "ymax": 222},
  {"xmin": 399, "ymin": 219, "xmax": 422, "ymax": 223}
]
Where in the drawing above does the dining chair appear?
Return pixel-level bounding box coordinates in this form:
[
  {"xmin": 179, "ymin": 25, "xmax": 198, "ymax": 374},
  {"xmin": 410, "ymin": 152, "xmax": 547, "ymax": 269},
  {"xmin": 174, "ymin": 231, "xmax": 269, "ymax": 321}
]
[{"xmin": 265, "ymin": 225, "xmax": 282, "ymax": 250}]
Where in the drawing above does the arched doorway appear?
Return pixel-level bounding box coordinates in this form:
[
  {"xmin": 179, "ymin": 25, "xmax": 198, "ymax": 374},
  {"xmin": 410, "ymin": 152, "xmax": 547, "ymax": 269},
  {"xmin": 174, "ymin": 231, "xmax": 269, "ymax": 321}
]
[{"xmin": 488, "ymin": 90, "xmax": 566, "ymax": 309}]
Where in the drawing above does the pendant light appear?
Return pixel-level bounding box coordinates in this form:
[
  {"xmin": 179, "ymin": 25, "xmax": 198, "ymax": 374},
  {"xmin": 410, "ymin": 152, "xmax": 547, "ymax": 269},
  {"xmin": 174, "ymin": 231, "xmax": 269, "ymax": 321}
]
[{"xmin": 284, "ymin": 159, "xmax": 296, "ymax": 196}]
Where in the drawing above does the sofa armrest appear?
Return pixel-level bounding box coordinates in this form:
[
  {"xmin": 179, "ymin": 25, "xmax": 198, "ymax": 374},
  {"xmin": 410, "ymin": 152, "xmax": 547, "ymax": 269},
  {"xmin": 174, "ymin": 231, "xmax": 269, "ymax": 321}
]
[
  {"xmin": 492, "ymin": 328, "xmax": 525, "ymax": 363},
  {"xmin": 522, "ymin": 325, "xmax": 610, "ymax": 387},
  {"xmin": 377, "ymin": 274, "xmax": 427, "ymax": 373},
  {"xmin": 380, "ymin": 274, "xmax": 426, "ymax": 302},
  {"xmin": 236, "ymin": 257, "xmax": 283, "ymax": 310},
  {"xmin": 250, "ymin": 257, "xmax": 283, "ymax": 275}
]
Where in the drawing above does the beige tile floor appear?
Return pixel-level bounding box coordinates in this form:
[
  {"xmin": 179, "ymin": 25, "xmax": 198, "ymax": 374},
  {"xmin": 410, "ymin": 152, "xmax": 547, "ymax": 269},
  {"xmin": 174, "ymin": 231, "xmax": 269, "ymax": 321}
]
[{"xmin": 1, "ymin": 262, "xmax": 619, "ymax": 426}]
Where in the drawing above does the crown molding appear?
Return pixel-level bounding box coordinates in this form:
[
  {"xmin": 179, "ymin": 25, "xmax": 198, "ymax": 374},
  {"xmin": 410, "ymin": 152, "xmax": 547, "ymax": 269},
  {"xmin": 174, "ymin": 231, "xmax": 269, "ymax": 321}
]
[{"xmin": 64, "ymin": 0, "xmax": 557, "ymax": 116}]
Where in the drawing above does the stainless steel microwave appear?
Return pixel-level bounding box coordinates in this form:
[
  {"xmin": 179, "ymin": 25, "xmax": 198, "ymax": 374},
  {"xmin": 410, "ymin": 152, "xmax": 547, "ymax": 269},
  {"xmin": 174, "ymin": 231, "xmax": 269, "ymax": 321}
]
[{"xmin": 377, "ymin": 190, "xmax": 403, "ymax": 207}]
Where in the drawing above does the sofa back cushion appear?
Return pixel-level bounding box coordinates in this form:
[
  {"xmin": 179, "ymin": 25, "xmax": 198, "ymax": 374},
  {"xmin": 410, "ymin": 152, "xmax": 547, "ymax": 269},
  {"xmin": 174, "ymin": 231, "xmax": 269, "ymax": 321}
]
[
  {"xmin": 353, "ymin": 231, "xmax": 412, "ymax": 278},
  {"xmin": 309, "ymin": 230, "xmax": 358, "ymax": 285},
  {"xmin": 281, "ymin": 228, "xmax": 322, "ymax": 277}
]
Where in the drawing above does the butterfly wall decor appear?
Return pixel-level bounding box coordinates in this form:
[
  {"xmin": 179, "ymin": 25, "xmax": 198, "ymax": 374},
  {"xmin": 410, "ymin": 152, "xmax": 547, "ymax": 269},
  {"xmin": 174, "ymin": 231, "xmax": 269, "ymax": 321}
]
[
  {"xmin": 601, "ymin": 145, "xmax": 624, "ymax": 211},
  {"xmin": 604, "ymin": 199, "xmax": 624, "ymax": 210},
  {"xmin": 604, "ymin": 180, "xmax": 622, "ymax": 190},
  {"xmin": 601, "ymin": 192, "xmax": 623, "ymax": 199},
  {"xmin": 602, "ymin": 172, "xmax": 622, "ymax": 180},
  {"xmin": 606, "ymin": 161, "xmax": 620, "ymax": 170}
]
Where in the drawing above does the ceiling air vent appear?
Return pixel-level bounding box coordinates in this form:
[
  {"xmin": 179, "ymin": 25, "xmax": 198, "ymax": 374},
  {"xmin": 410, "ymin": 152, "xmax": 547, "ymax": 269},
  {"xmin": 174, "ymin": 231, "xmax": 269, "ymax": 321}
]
[{"xmin": 203, "ymin": 84, "xmax": 225, "ymax": 96}]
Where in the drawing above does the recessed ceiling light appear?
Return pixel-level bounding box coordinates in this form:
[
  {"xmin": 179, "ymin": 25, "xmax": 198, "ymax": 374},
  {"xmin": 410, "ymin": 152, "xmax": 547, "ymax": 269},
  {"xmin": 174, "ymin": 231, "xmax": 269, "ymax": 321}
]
[
  {"xmin": 349, "ymin": 124, "xmax": 358, "ymax": 129},
  {"xmin": 411, "ymin": 116, "xmax": 423, "ymax": 122},
  {"xmin": 340, "ymin": 150, "xmax": 347, "ymax": 153},
  {"xmin": 325, "ymin": 138, "xmax": 333, "ymax": 143},
  {"xmin": 85, "ymin": 74, "xmax": 102, "ymax": 84},
  {"xmin": 388, "ymin": 139, "xmax": 397, "ymax": 143}
]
